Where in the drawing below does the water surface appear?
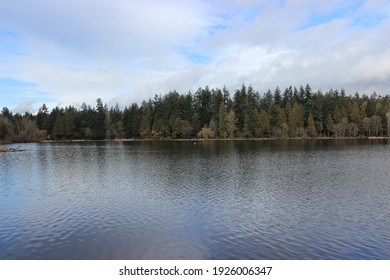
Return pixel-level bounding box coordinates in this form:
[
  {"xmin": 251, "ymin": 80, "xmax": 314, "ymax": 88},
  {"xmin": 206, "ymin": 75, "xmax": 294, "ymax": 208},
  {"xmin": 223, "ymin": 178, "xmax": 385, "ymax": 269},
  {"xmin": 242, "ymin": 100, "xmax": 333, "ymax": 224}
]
[{"xmin": 1, "ymin": 139, "xmax": 389, "ymax": 259}]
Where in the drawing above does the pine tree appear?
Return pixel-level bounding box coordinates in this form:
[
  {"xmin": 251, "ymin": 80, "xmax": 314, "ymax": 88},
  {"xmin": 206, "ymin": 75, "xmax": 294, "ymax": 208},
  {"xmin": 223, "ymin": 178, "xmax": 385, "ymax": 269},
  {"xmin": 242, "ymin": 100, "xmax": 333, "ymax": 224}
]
[
  {"xmin": 289, "ymin": 103, "xmax": 304, "ymax": 137},
  {"xmin": 140, "ymin": 102, "xmax": 152, "ymax": 137},
  {"xmin": 386, "ymin": 112, "xmax": 390, "ymax": 137},
  {"xmin": 218, "ymin": 102, "xmax": 229, "ymax": 138},
  {"xmin": 233, "ymin": 84, "xmax": 247, "ymax": 134},
  {"xmin": 226, "ymin": 110, "xmax": 236, "ymax": 138},
  {"xmin": 326, "ymin": 114, "xmax": 334, "ymax": 137},
  {"xmin": 94, "ymin": 98, "xmax": 106, "ymax": 139},
  {"xmin": 274, "ymin": 86, "xmax": 282, "ymax": 106},
  {"xmin": 307, "ymin": 112, "xmax": 317, "ymax": 137},
  {"xmin": 350, "ymin": 101, "xmax": 362, "ymax": 132},
  {"xmin": 258, "ymin": 110, "xmax": 270, "ymax": 137}
]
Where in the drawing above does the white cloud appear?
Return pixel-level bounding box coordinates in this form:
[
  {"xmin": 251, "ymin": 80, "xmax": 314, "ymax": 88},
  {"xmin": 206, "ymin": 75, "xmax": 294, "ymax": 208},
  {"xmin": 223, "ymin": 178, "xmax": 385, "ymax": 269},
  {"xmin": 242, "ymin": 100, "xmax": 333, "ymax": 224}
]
[
  {"xmin": 13, "ymin": 101, "xmax": 35, "ymax": 114},
  {"xmin": 1, "ymin": 0, "xmax": 390, "ymax": 111}
]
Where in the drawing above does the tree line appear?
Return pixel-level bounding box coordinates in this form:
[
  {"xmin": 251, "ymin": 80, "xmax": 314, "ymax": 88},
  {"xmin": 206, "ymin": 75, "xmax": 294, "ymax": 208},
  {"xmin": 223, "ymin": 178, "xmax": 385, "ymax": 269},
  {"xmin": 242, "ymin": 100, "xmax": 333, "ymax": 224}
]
[{"xmin": 1, "ymin": 84, "xmax": 390, "ymax": 143}]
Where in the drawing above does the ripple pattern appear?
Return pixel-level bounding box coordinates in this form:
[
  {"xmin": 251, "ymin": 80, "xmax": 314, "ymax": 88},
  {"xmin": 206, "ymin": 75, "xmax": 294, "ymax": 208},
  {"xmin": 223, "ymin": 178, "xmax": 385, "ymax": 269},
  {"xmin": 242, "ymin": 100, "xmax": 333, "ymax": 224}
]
[{"xmin": 1, "ymin": 140, "xmax": 390, "ymax": 259}]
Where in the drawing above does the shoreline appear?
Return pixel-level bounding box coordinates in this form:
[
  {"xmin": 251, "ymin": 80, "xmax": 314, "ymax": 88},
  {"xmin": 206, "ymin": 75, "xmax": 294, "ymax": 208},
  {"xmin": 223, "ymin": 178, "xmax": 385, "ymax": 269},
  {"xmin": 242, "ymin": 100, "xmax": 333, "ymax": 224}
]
[
  {"xmin": 40, "ymin": 136, "xmax": 390, "ymax": 143},
  {"xmin": 2, "ymin": 136, "xmax": 389, "ymax": 145}
]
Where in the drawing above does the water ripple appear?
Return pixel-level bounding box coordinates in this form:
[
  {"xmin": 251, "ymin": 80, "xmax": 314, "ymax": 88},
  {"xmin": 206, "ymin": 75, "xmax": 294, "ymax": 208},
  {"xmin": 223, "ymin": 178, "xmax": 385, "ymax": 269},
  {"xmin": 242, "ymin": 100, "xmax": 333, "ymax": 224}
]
[{"xmin": 1, "ymin": 140, "xmax": 390, "ymax": 259}]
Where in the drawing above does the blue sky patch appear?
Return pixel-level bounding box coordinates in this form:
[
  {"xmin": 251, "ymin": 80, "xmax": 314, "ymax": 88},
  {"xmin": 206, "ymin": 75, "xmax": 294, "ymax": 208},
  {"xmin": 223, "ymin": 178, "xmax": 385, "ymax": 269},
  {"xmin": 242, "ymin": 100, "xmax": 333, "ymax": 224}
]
[
  {"xmin": 179, "ymin": 47, "xmax": 211, "ymax": 64},
  {"xmin": 297, "ymin": 1, "xmax": 366, "ymax": 31},
  {"xmin": 0, "ymin": 29, "xmax": 27, "ymax": 56},
  {"xmin": 350, "ymin": 12, "xmax": 387, "ymax": 28},
  {"xmin": 0, "ymin": 78, "xmax": 50, "ymax": 111},
  {"xmin": 207, "ymin": 23, "xmax": 226, "ymax": 36},
  {"xmin": 0, "ymin": 77, "xmax": 38, "ymax": 89},
  {"xmin": 241, "ymin": 5, "xmax": 263, "ymax": 24}
]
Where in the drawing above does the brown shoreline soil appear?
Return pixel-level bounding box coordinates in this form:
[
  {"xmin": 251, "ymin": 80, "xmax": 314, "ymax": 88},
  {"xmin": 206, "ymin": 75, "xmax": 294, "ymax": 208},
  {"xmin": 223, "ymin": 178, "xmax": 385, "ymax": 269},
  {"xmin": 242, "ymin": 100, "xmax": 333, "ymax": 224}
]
[
  {"xmin": 1, "ymin": 136, "xmax": 388, "ymax": 145},
  {"xmin": 40, "ymin": 136, "xmax": 389, "ymax": 143}
]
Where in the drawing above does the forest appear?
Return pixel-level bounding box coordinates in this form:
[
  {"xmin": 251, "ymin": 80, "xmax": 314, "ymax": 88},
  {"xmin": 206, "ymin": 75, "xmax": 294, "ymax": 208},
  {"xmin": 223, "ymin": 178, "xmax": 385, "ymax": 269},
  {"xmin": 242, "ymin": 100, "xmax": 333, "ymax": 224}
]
[{"xmin": 1, "ymin": 84, "xmax": 390, "ymax": 143}]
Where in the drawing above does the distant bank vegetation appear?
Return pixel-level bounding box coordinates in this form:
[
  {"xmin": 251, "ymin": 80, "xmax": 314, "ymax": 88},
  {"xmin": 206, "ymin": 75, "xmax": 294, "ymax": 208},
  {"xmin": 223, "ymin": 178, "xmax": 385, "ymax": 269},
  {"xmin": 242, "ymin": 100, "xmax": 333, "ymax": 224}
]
[{"xmin": 1, "ymin": 84, "xmax": 390, "ymax": 143}]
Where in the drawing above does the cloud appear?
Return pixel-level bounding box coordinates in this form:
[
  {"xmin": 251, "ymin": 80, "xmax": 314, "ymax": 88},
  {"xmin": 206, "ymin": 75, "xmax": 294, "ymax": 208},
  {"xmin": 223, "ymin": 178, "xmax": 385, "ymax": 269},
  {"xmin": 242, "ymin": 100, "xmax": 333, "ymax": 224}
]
[
  {"xmin": 1, "ymin": 0, "xmax": 218, "ymax": 108},
  {"xmin": 1, "ymin": 0, "xmax": 390, "ymax": 112},
  {"xmin": 13, "ymin": 101, "xmax": 35, "ymax": 114},
  {"xmin": 0, "ymin": 0, "xmax": 211, "ymax": 58}
]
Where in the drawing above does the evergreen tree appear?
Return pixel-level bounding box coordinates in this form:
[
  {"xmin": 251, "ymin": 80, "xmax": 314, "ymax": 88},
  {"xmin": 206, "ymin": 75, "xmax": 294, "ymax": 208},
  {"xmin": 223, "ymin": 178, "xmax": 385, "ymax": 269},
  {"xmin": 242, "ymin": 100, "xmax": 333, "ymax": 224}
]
[
  {"xmin": 289, "ymin": 103, "xmax": 304, "ymax": 137},
  {"xmin": 233, "ymin": 84, "xmax": 247, "ymax": 134},
  {"xmin": 258, "ymin": 110, "xmax": 270, "ymax": 137},
  {"xmin": 4, "ymin": 83, "xmax": 390, "ymax": 142},
  {"xmin": 307, "ymin": 112, "xmax": 317, "ymax": 137},
  {"xmin": 326, "ymin": 114, "xmax": 334, "ymax": 137},
  {"xmin": 106, "ymin": 103, "xmax": 124, "ymax": 139},
  {"xmin": 53, "ymin": 113, "xmax": 65, "ymax": 139},
  {"xmin": 171, "ymin": 117, "xmax": 191, "ymax": 138},
  {"xmin": 222, "ymin": 86, "xmax": 232, "ymax": 110},
  {"xmin": 218, "ymin": 102, "xmax": 229, "ymax": 138},
  {"xmin": 123, "ymin": 103, "xmax": 141, "ymax": 137},
  {"xmin": 245, "ymin": 85, "xmax": 260, "ymax": 136},
  {"xmin": 282, "ymin": 86, "xmax": 293, "ymax": 108},
  {"xmin": 195, "ymin": 86, "xmax": 212, "ymax": 128},
  {"xmin": 36, "ymin": 103, "xmax": 50, "ymax": 131},
  {"xmin": 350, "ymin": 101, "xmax": 362, "ymax": 132},
  {"xmin": 274, "ymin": 86, "xmax": 282, "ymax": 106},
  {"xmin": 140, "ymin": 102, "xmax": 152, "ymax": 137},
  {"xmin": 94, "ymin": 98, "xmax": 106, "ymax": 139},
  {"xmin": 304, "ymin": 84, "xmax": 312, "ymax": 104},
  {"xmin": 386, "ymin": 112, "xmax": 390, "ymax": 137},
  {"xmin": 274, "ymin": 106, "xmax": 288, "ymax": 137},
  {"xmin": 226, "ymin": 110, "xmax": 236, "ymax": 138},
  {"xmin": 64, "ymin": 106, "xmax": 78, "ymax": 138}
]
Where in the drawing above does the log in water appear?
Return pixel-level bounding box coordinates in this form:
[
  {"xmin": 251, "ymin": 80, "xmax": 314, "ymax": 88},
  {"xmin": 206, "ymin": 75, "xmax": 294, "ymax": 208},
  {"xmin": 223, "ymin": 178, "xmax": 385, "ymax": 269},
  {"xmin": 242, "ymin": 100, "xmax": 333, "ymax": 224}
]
[{"xmin": 0, "ymin": 146, "xmax": 24, "ymax": 152}]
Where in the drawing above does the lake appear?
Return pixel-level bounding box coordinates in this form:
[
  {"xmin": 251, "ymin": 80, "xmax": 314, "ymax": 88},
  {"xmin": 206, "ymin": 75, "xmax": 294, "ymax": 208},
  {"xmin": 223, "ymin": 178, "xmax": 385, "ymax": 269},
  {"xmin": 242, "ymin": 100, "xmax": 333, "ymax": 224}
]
[{"xmin": 0, "ymin": 139, "xmax": 389, "ymax": 259}]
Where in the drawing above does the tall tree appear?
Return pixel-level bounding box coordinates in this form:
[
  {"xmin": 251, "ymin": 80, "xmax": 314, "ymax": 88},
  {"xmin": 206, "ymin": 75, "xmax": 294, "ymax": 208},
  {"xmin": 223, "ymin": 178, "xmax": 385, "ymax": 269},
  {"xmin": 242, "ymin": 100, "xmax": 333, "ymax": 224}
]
[
  {"xmin": 123, "ymin": 103, "xmax": 141, "ymax": 137},
  {"xmin": 106, "ymin": 103, "xmax": 124, "ymax": 139},
  {"xmin": 195, "ymin": 86, "xmax": 212, "ymax": 128},
  {"xmin": 94, "ymin": 98, "xmax": 106, "ymax": 139},
  {"xmin": 274, "ymin": 86, "xmax": 282, "ymax": 106},
  {"xmin": 370, "ymin": 115, "xmax": 382, "ymax": 136},
  {"xmin": 226, "ymin": 110, "xmax": 236, "ymax": 138},
  {"xmin": 289, "ymin": 103, "xmax": 304, "ymax": 137},
  {"xmin": 140, "ymin": 101, "xmax": 152, "ymax": 137},
  {"xmin": 326, "ymin": 114, "xmax": 334, "ymax": 137},
  {"xmin": 218, "ymin": 102, "xmax": 229, "ymax": 138},
  {"xmin": 350, "ymin": 101, "xmax": 362, "ymax": 132},
  {"xmin": 386, "ymin": 112, "xmax": 390, "ymax": 137},
  {"xmin": 36, "ymin": 103, "xmax": 50, "ymax": 131},
  {"xmin": 282, "ymin": 86, "xmax": 293, "ymax": 107},
  {"xmin": 307, "ymin": 112, "xmax": 317, "ymax": 137},
  {"xmin": 258, "ymin": 110, "xmax": 270, "ymax": 137},
  {"xmin": 233, "ymin": 84, "xmax": 247, "ymax": 134}
]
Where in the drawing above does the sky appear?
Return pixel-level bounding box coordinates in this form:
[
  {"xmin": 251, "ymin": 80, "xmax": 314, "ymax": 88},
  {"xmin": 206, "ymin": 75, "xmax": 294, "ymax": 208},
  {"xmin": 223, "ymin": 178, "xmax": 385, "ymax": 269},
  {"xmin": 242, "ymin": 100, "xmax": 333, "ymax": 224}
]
[{"xmin": 1, "ymin": 0, "xmax": 390, "ymax": 113}]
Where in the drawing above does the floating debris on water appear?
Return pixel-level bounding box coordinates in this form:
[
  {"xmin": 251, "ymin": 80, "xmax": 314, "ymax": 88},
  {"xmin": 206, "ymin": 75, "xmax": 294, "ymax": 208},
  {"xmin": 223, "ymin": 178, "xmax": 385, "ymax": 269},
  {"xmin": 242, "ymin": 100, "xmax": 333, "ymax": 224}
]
[{"xmin": 0, "ymin": 146, "xmax": 25, "ymax": 153}]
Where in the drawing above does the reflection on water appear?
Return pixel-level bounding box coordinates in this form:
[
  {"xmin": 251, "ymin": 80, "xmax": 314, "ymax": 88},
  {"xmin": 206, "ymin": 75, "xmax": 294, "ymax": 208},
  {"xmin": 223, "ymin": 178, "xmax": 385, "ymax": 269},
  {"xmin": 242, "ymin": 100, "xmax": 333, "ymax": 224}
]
[{"xmin": 0, "ymin": 139, "xmax": 389, "ymax": 259}]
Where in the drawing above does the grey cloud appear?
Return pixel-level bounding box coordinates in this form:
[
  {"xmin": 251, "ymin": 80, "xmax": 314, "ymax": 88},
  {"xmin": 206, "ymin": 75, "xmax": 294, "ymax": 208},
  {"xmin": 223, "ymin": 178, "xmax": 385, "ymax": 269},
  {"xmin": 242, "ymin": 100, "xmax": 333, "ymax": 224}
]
[
  {"xmin": 2, "ymin": 0, "xmax": 390, "ymax": 110},
  {"xmin": 0, "ymin": 0, "xmax": 211, "ymax": 58},
  {"xmin": 13, "ymin": 101, "xmax": 35, "ymax": 114}
]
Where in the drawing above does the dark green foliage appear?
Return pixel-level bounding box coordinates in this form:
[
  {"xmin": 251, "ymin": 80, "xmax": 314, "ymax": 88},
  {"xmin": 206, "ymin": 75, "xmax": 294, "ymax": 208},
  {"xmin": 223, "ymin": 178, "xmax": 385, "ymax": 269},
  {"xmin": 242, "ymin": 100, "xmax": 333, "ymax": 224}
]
[
  {"xmin": 3, "ymin": 84, "xmax": 390, "ymax": 143},
  {"xmin": 123, "ymin": 103, "xmax": 141, "ymax": 137},
  {"xmin": 106, "ymin": 103, "xmax": 124, "ymax": 139},
  {"xmin": 193, "ymin": 86, "xmax": 212, "ymax": 128},
  {"xmin": 233, "ymin": 84, "xmax": 248, "ymax": 134},
  {"xmin": 94, "ymin": 98, "xmax": 106, "ymax": 140},
  {"xmin": 218, "ymin": 102, "xmax": 229, "ymax": 138},
  {"xmin": 258, "ymin": 110, "xmax": 270, "ymax": 137},
  {"xmin": 36, "ymin": 103, "xmax": 50, "ymax": 131},
  {"xmin": 274, "ymin": 86, "xmax": 282, "ymax": 106}
]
